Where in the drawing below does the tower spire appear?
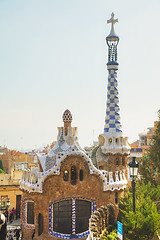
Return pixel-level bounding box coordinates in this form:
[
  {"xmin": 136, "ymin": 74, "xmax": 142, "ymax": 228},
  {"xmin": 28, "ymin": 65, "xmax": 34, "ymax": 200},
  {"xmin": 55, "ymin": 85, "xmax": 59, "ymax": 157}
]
[
  {"xmin": 104, "ymin": 13, "xmax": 122, "ymax": 137},
  {"xmin": 98, "ymin": 13, "xmax": 130, "ymax": 155},
  {"xmin": 106, "ymin": 13, "xmax": 119, "ymax": 64}
]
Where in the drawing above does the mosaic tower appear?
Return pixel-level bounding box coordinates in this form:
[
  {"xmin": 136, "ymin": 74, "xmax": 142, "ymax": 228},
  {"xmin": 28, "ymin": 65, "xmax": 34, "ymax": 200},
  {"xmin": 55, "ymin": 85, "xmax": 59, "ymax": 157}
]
[
  {"xmin": 104, "ymin": 12, "xmax": 121, "ymax": 136},
  {"xmin": 98, "ymin": 13, "xmax": 130, "ymax": 165}
]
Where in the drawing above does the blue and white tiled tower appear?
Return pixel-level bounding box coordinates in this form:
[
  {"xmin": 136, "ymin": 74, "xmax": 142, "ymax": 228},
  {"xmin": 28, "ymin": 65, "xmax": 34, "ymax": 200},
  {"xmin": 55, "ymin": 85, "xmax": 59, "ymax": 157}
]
[
  {"xmin": 104, "ymin": 13, "xmax": 121, "ymax": 137},
  {"xmin": 99, "ymin": 13, "xmax": 130, "ymax": 155}
]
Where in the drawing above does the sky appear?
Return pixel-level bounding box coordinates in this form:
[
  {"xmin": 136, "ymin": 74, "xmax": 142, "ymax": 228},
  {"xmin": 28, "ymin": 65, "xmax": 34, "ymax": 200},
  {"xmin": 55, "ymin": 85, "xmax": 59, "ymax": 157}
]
[{"xmin": 0, "ymin": 0, "xmax": 160, "ymax": 151}]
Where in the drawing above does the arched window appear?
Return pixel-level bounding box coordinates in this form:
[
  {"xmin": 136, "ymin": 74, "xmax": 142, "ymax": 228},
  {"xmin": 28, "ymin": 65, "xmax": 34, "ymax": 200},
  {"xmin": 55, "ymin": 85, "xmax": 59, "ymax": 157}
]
[
  {"xmin": 71, "ymin": 166, "xmax": 76, "ymax": 185},
  {"xmin": 115, "ymin": 192, "xmax": 118, "ymax": 205},
  {"xmin": 27, "ymin": 202, "xmax": 34, "ymax": 224},
  {"xmin": 115, "ymin": 158, "xmax": 119, "ymax": 167},
  {"xmin": 38, "ymin": 213, "xmax": 43, "ymax": 236},
  {"xmin": 63, "ymin": 170, "xmax": 68, "ymax": 181},
  {"xmin": 80, "ymin": 170, "xmax": 83, "ymax": 181},
  {"xmin": 99, "ymin": 166, "xmax": 104, "ymax": 170},
  {"xmin": 122, "ymin": 157, "xmax": 125, "ymax": 166}
]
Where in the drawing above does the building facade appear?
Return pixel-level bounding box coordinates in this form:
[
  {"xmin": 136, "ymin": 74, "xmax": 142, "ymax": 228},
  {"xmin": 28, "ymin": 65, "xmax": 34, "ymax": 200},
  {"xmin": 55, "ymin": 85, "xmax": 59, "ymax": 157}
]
[
  {"xmin": 20, "ymin": 110, "xmax": 128, "ymax": 240},
  {"xmin": 0, "ymin": 174, "xmax": 22, "ymax": 218},
  {"xmin": 0, "ymin": 151, "xmax": 36, "ymax": 217},
  {"xmin": 20, "ymin": 13, "xmax": 129, "ymax": 240}
]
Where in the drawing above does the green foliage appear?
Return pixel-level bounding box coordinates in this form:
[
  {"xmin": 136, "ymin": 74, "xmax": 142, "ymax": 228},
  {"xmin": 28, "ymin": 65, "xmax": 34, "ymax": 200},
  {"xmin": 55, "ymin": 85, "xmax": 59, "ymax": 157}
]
[
  {"xmin": 0, "ymin": 159, "xmax": 4, "ymax": 171},
  {"xmin": 139, "ymin": 110, "xmax": 160, "ymax": 186},
  {"xmin": 119, "ymin": 111, "xmax": 160, "ymax": 239},
  {"xmin": 102, "ymin": 230, "xmax": 117, "ymax": 240},
  {"xmin": 0, "ymin": 169, "xmax": 6, "ymax": 174},
  {"xmin": 118, "ymin": 182, "xmax": 160, "ymax": 240}
]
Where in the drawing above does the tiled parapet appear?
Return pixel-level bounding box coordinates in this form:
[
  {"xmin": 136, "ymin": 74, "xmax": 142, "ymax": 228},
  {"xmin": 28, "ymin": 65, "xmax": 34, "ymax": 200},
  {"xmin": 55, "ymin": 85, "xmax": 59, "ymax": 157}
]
[
  {"xmin": 20, "ymin": 147, "xmax": 127, "ymax": 193},
  {"xmin": 99, "ymin": 135, "xmax": 130, "ymax": 155}
]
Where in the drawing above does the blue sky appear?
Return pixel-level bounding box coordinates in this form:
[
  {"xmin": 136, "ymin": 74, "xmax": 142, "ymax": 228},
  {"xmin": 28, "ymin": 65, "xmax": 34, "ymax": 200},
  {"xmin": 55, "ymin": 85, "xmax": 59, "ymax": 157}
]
[{"xmin": 0, "ymin": 0, "xmax": 160, "ymax": 150}]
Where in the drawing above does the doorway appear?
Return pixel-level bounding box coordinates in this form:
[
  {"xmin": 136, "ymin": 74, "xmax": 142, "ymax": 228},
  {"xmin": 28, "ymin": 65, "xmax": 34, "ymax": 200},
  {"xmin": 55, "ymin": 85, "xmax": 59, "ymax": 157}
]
[{"xmin": 16, "ymin": 195, "xmax": 21, "ymax": 219}]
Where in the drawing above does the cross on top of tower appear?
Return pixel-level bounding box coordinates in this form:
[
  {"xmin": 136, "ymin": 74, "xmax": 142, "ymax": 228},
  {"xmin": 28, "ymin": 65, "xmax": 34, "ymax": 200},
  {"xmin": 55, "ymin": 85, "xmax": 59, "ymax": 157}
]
[
  {"xmin": 107, "ymin": 12, "xmax": 118, "ymax": 28},
  {"xmin": 106, "ymin": 12, "xmax": 119, "ymax": 40}
]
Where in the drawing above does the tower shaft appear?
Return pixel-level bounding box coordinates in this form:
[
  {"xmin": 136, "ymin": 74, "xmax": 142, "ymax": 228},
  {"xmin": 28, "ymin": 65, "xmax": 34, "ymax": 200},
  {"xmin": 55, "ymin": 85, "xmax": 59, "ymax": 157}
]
[{"xmin": 104, "ymin": 67, "xmax": 122, "ymax": 136}]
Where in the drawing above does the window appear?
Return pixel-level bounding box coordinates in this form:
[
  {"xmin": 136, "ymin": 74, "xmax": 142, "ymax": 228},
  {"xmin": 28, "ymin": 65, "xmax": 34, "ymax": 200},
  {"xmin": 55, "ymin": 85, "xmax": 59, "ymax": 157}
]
[
  {"xmin": 38, "ymin": 213, "xmax": 44, "ymax": 236},
  {"xmin": 16, "ymin": 195, "xmax": 21, "ymax": 219},
  {"xmin": 80, "ymin": 170, "xmax": 83, "ymax": 181},
  {"xmin": 52, "ymin": 198, "xmax": 92, "ymax": 237},
  {"xmin": 63, "ymin": 170, "xmax": 68, "ymax": 181},
  {"xmin": 53, "ymin": 199, "xmax": 72, "ymax": 234},
  {"xmin": 22, "ymin": 199, "xmax": 35, "ymax": 230},
  {"xmin": 76, "ymin": 200, "xmax": 91, "ymax": 234},
  {"xmin": 122, "ymin": 157, "xmax": 125, "ymax": 166},
  {"xmin": 27, "ymin": 202, "xmax": 34, "ymax": 224},
  {"xmin": 14, "ymin": 162, "xmax": 28, "ymax": 171},
  {"xmin": 71, "ymin": 166, "xmax": 76, "ymax": 185},
  {"xmin": 115, "ymin": 158, "xmax": 119, "ymax": 166},
  {"xmin": 115, "ymin": 192, "xmax": 118, "ymax": 204},
  {"xmin": 99, "ymin": 166, "xmax": 104, "ymax": 170}
]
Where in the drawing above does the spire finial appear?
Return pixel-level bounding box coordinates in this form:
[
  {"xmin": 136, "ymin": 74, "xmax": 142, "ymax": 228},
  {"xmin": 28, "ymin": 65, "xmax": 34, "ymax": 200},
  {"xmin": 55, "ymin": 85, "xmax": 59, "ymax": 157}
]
[
  {"xmin": 107, "ymin": 12, "xmax": 118, "ymax": 39},
  {"xmin": 106, "ymin": 13, "xmax": 119, "ymax": 63},
  {"xmin": 107, "ymin": 12, "xmax": 118, "ymax": 27},
  {"xmin": 63, "ymin": 109, "xmax": 72, "ymax": 123}
]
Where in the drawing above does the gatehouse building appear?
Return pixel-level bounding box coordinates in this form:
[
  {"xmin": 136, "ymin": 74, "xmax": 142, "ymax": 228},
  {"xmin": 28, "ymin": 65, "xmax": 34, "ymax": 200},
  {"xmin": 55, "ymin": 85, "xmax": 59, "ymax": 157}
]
[{"xmin": 20, "ymin": 13, "xmax": 130, "ymax": 240}]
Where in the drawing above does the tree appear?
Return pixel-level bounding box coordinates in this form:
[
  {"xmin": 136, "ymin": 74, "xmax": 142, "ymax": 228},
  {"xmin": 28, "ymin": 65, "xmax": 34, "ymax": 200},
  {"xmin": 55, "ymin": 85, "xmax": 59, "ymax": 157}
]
[
  {"xmin": 0, "ymin": 159, "xmax": 4, "ymax": 171},
  {"xmin": 139, "ymin": 110, "xmax": 160, "ymax": 186},
  {"xmin": 0, "ymin": 169, "xmax": 6, "ymax": 174},
  {"xmin": 118, "ymin": 182, "xmax": 160, "ymax": 240}
]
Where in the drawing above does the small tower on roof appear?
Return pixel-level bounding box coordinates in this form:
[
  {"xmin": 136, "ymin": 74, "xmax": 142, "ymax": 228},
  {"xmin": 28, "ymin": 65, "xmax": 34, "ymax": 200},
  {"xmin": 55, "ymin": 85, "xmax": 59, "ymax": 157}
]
[{"xmin": 63, "ymin": 109, "xmax": 72, "ymax": 135}]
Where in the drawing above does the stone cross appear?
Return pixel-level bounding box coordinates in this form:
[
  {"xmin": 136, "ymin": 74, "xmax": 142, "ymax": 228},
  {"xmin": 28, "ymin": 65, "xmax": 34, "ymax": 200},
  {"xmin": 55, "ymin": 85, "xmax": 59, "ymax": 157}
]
[{"xmin": 107, "ymin": 12, "xmax": 118, "ymax": 29}]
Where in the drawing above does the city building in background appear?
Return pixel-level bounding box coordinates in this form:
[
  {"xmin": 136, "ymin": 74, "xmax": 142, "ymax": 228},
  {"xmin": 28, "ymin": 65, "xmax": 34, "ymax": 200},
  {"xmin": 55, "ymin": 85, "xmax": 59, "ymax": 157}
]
[
  {"xmin": 0, "ymin": 150, "xmax": 38, "ymax": 217},
  {"xmin": 129, "ymin": 121, "xmax": 159, "ymax": 160}
]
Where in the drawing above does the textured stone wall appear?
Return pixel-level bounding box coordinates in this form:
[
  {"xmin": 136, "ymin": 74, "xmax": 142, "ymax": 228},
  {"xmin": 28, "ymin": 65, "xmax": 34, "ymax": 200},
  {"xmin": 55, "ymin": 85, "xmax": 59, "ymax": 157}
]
[{"xmin": 21, "ymin": 155, "xmax": 124, "ymax": 240}]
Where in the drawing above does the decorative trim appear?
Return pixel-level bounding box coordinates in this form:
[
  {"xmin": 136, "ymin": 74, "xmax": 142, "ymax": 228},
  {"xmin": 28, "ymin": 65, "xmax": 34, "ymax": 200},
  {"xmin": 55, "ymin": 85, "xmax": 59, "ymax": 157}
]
[
  {"xmin": 107, "ymin": 65, "xmax": 118, "ymax": 70},
  {"xmin": 72, "ymin": 198, "xmax": 76, "ymax": 235},
  {"xmin": 49, "ymin": 197, "xmax": 96, "ymax": 239}
]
